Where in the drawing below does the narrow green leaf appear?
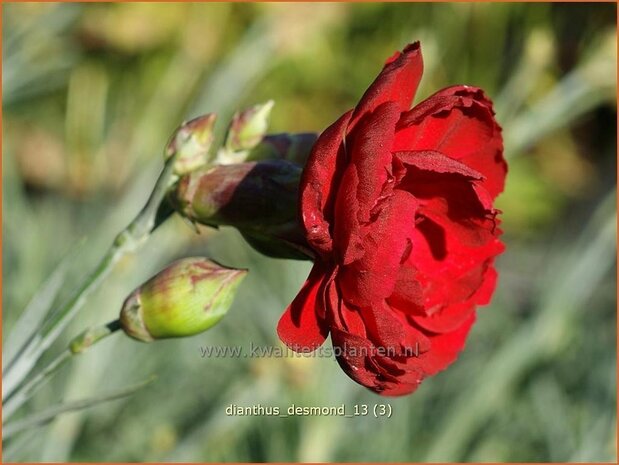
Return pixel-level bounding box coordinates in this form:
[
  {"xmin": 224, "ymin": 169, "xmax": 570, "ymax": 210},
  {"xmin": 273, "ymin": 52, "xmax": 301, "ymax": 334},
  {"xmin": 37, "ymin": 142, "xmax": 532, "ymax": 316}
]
[
  {"xmin": 3, "ymin": 351, "xmax": 71, "ymax": 419},
  {"xmin": 504, "ymin": 31, "xmax": 616, "ymax": 157},
  {"xmin": 3, "ymin": 376, "xmax": 156, "ymax": 440},
  {"xmin": 2, "ymin": 243, "xmax": 82, "ymax": 375}
]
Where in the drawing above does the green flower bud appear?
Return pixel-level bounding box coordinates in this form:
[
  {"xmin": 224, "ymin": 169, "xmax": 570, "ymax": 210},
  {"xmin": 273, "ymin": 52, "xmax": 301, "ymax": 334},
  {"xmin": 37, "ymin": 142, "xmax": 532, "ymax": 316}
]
[
  {"xmin": 119, "ymin": 258, "xmax": 247, "ymax": 342},
  {"xmin": 165, "ymin": 114, "xmax": 217, "ymax": 175},
  {"xmin": 173, "ymin": 160, "xmax": 313, "ymax": 260},
  {"xmin": 217, "ymin": 101, "xmax": 274, "ymax": 165}
]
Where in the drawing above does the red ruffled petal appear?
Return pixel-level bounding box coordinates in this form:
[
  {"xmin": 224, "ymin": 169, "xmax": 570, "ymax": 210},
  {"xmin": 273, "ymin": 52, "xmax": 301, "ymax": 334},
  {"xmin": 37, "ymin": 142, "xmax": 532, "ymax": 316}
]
[
  {"xmin": 402, "ymin": 212, "xmax": 502, "ymax": 320},
  {"xmin": 385, "ymin": 156, "xmax": 502, "ymax": 333},
  {"xmin": 300, "ymin": 110, "xmax": 353, "ymax": 258},
  {"xmin": 395, "ymin": 85, "xmax": 507, "ymax": 199},
  {"xmin": 395, "ymin": 150, "xmax": 484, "ymax": 180},
  {"xmin": 325, "ymin": 277, "xmax": 367, "ymax": 337},
  {"xmin": 412, "ymin": 265, "xmax": 497, "ymax": 333},
  {"xmin": 360, "ymin": 301, "xmax": 431, "ymax": 354},
  {"xmin": 277, "ymin": 264, "xmax": 330, "ymax": 351},
  {"xmin": 417, "ymin": 312, "xmax": 476, "ymax": 376},
  {"xmin": 334, "ymin": 101, "xmax": 401, "ymax": 264},
  {"xmin": 351, "ymin": 42, "xmax": 423, "ymax": 127},
  {"xmin": 330, "ymin": 327, "xmax": 384, "ymax": 388},
  {"xmin": 373, "ymin": 378, "xmax": 422, "ymax": 396},
  {"xmin": 387, "ymin": 264, "xmax": 425, "ymax": 315},
  {"xmin": 330, "ymin": 324, "xmax": 426, "ymax": 396},
  {"xmin": 338, "ymin": 190, "xmax": 419, "ymax": 306}
]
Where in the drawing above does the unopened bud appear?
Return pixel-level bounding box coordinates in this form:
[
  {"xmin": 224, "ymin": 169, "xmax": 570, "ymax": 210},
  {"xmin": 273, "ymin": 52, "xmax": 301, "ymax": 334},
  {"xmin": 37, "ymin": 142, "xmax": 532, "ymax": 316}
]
[
  {"xmin": 173, "ymin": 160, "xmax": 313, "ymax": 259},
  {"xmin": 119, "ymin": 258, "xmax": 247, "ymax": 342},
  {"xmin": 224, "ymin": 101, "xmax": 274, "ymax": 154},
  {"xmin": 247, "ymin": 132, "xmax": 318, "ymax": 165},
  {"xmin": 175, "ymin": 160, "xmax": 300, "ymax": 228},
  {"xmin": 165, "ymin": 114, "xmax": 217, "ymax": 175}
]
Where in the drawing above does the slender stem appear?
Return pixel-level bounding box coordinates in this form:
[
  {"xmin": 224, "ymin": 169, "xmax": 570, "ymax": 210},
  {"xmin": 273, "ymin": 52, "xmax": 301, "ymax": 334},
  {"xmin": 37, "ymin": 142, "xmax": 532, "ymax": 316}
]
[
  {"xmin": 3, "ymin": 158, "xmax": 177, "ymax": 400},
  {"xmin": 42, "ymin": 161, "xmax": 177, "ymax": 339},
  {"xmin": 3, "ymin": 320, "xmax": 123, "ymax": 419}
]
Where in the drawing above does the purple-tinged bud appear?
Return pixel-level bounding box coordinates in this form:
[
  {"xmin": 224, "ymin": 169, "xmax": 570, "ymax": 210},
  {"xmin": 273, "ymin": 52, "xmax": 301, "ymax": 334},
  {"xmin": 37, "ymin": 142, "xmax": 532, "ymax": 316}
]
[
  {"xmin": 119, "ymin": 258, "xmax": 247, "ymax": 342},
  {"xmin": 173, "ymin": 160, "xmax": 313, "ymax": 260},
  {"xmin": 165, "ymin": 114, "xmax": 217, "ymax": 175}
]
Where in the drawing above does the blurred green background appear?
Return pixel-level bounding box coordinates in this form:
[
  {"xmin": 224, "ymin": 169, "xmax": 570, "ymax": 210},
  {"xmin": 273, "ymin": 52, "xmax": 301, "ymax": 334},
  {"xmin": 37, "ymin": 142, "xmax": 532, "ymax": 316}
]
[{"xmin": 2, "ymin": 2, "xmax": 617, "ymax": 462}]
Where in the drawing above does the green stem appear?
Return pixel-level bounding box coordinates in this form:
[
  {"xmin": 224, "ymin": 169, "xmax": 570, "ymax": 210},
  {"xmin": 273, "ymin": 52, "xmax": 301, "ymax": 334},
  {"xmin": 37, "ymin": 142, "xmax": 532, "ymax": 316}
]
[
  {"xmin": 42, "ymin": 161, "xmax": 177, "ymax": 338},
  {"xmin": 3, "ymin": 320, "xmax": 122, "ymax": 419},
  {"xmin": 2, "ymin": 159, "xmax": 177, "ymax": 400}
]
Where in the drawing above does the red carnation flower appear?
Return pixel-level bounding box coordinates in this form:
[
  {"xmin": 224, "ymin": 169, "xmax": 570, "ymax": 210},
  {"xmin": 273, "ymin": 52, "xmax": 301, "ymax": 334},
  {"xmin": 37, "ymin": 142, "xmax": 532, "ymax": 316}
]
[{"xmin": 277, "ymin": 42, "xmax": 507, "ymax": 396}]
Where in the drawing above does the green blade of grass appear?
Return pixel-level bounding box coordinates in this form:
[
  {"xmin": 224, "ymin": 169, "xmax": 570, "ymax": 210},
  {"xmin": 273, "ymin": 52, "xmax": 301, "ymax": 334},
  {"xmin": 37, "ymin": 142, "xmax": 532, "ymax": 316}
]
[
  {"xmin": 2, "ymin": 242, "xmax": 84, "ymax": 377},
  {"xmin": 504, "ymin": 30, "xmax": 616, "ymax": 157},
  {"xmin": 2, "ymin": 376, "xmax": 156, "ymax": 440}
]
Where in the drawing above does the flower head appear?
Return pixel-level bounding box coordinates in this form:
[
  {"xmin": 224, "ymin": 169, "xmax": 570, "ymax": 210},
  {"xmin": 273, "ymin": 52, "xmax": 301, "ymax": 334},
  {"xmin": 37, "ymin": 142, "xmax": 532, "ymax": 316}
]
[{"xmin": 277, "ymin": 42, "xmax": 507, "ymax": 396}]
